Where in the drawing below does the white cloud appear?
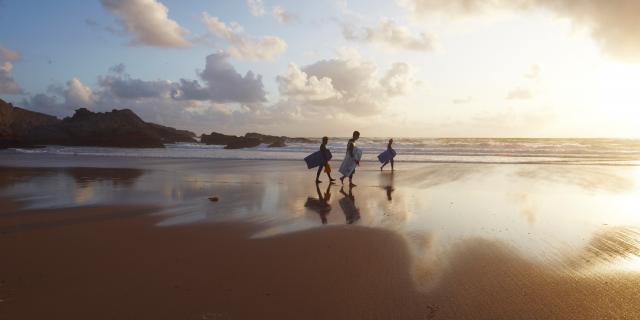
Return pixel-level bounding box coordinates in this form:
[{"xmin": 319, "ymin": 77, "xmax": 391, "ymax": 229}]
[
  {"xmin": 342, "ymin": 18, "xmax": 435, "ymax": 51},
  {"xmin": 524, "ymin": 64, "xmax": 540, "ymax": 79},
  {"xmin": 202, "ymin": 13, "xmax": 287, "ymax": 60},
  {"xmin": 272, "ymin": 6, "xmax": 296, "ymax": 23},
  {"xmin": 398, "ymin": 0, "xmax": 640, "ymax": 62},
  {"xmin": 173, "ymin": 53, "xmax": 267, "ymax": 103},
  {"xmin": 246, "ymin": 0, "xmax": 266, "ymax": 16},
  {"xmin": 0, "ymin": 46, "xmax": 22, "ymax": 94},
  {"xmin": 380, "ymin": 62, "xmax": 417, "ymax": 96},
  {"xmin": 277, "ymin": 49, "xmax": 419, "ymax": 116},
  {"xmin": 100, "ymin": 0, "xmax": 190, "ymax": 48},
  {"xmin": 506, "ymin": 87, "xmax": 533, "ymax": 100},
  {"xmin": 65, "ymin": 78, "xmax": 95, "ymax": 107},
  {"xmin": 277, "ymin": 64, "xmax": 342, "ymax": 101},
  {"xmin": 21, "ymin": 78, "xmax": 94, "ymax": 116},
  {"xmin": 21, "ymin": 53, "xmax": 268, "ymax": 132}
]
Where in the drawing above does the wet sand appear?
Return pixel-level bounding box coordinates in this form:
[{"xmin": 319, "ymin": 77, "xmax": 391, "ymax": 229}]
[{"xmin": 1, "ymin": 155, "xmax": 640, "ymax": 319}]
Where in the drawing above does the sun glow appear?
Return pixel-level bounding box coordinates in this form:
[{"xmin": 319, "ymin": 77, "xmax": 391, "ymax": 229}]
[{"xmin": 595, "ymin": 62, "xmax": 640, "ymax": 136}]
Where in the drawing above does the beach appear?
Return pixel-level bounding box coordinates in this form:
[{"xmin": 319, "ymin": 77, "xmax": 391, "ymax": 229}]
[{"xmin": 2, "ymin": 152, "xmax": 640, "ymax": 319}]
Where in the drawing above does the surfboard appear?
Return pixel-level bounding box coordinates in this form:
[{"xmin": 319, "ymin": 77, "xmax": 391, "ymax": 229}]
[
  {"xmin": 377, "ymin": 149, "xmax": 397, "ymax": 163},
  {"xmin": 339, "ymin": 147, "xmax": 362, "ymax": 177},
  {"xmin": 304, "ymin": 150, "xmax": 332, "ymax": 169}
]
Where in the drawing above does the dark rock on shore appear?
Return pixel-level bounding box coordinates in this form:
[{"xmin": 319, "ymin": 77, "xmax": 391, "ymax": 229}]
[
  {"xmin": 245, "ymin": 132, "xmax": 286, "ymax": 148},
  {"xmin": 201, "ymin": 132, "xmax": 262, "ymax": 149},
  {"xmin": 147, "ymin": 123, "xmax": 197, "ymax": 143},
  {"xmin": 290, "ymin": 137, "xmax": 316, "ymax": 143},
  {"xmin": 268, "ymin": 140, "xmax": 286, "ymax": 148},
  {"xmin": 244, "ymin": 132, "xmax": 285, "ymax": 144},
  {"xmin": 0, "ymin": 99, "xmax": 197, "ymax": 149},
  {"xmin": 245, "ymin": 132, "xmax": 317, "ymax": 146},
  {"xmin": 201, "ymin": 131, "xmax": 317, "ymax": 149},
  {"xmin": 201, "ymin": 132, "xmax": 237, "ymax": 145},
  {"xmin": 0, "ymin": 99, "xmax": 60, "ymax": 148},
  {"xmin": 224, "ymin": 137, "xmax": 261, "ymax": 149},
  {"xmin": 26, "ymin": 108, "xmax": 197, "ymax": 148}
]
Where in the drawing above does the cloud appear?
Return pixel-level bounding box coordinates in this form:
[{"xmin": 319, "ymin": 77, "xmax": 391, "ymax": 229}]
[
  {"xmin": 524, "ymin": 64, "xmax": 540, "ymax": 79},
  {"xmin": 100, "ymin": 0, "xmax": 190, "ymax": 48},
  {"xmin": 0, "ymin": 46, "xmax": 22, "ymax": 95},
  {"xmin": 380, "ymin": 62, "xmax": 417, "ymax": 96},
  {"xmin": 65, "ymin": 78, "xmax": 95, "ymax": 107},
  {"xmin": 246, "ymin": 0, "xmax": 266, "ymax": 16},
  {"xmin": 272, "ymin": 6, "xmax": 296, "ymax": 23},
  {"xmin": 398, "ymin": 0, "xmax": 640, "ymax": 62},
  {"xmin": 277, "ymin": 64, "xmax": 342, "ymax": 102},
  {"xmin": 101, "ymin": 77, "xmax": 173, "ymax": 100},
  {"xmin": 342, "ymin": 18, "xmax": 435, "ymax": 51},
  {"xmin": 506, "ymin": 87, "xmax": 533, "ymax": 100},
  {"xmin": 202, "ymin": 13, "xmax": 287, "ymax": 60},
  {"xmin": 21, "ymin": 78, "xmax": 94, "ymax": 116},
  {"xmin": 173, "ymin": 53, "xmax": 267, "ymax": 103},
  {"xmin": 20, "ymin": 54, "xmax": 268, "ymax": 132},
  {"xmin": 452, "ymin": 97, "xmax": 472, "ymax": 104},
  {"xmin": 277, "ymin": 49, "xmax": 419, "ymax": 116}
]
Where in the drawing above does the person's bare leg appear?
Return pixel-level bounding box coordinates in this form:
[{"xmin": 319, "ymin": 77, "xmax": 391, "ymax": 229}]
[
  {"xmin": 315, "ymin": 166, "xmax": 323, "ymax": 183},
  {"xmin": 390, "ymin": 159, "xmax": 394, "ymax": 171},
  {"xmin": 381, "ymin": 161, "xmax": 388, "ymax": 171},
  {"xmin": 349, "ymin": 172, "xmax": 356, "ymax": 187}
]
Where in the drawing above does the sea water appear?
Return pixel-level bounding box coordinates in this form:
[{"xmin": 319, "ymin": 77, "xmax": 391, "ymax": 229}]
[{"xmin": 5, "ymin": 138, "xmax": 640, "ymax": 165}]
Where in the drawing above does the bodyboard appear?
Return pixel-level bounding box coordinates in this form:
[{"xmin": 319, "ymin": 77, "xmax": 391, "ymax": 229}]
[
  {"xmin": 304, "ymin": 150, "xmax": 332, "ymax": 169},
  {"xmin": 377, "ymin": 149, "xmax": 397, "ymax": 163},
  {"xmin": 339, "ymin": 147, "xmax": 362, "ymax": 177}
]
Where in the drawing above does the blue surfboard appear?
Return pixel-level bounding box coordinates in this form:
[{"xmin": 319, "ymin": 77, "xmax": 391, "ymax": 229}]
[
  {"xmin": 377, "ymin": 149, "xmax": 396, "ymax": 163},
  {"xmin": 304, "ymin": 150, "xmax": 332, "ymax": 169}
]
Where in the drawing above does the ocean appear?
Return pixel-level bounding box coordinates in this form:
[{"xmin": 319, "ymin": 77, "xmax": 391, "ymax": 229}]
[{"xmin": 4, "ymin": 138, "xmax": 640, "ymax": 166}]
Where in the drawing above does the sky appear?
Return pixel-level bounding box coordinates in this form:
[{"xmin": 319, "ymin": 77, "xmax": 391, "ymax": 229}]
[{"xmin": 1, "ymin": 0, "xmax": 639, "ymax": 137}]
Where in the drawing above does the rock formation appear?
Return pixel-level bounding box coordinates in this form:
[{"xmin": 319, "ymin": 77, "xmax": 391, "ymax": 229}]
[{"xmin": 0, "ymin": 99, "xmax": 196, "ymax": 148}]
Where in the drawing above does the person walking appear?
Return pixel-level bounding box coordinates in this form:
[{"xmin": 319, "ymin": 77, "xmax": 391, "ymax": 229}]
[
  {"xmin": 316, "ymin": 136, "xmax": 336, "ymax": 183},
  {"xmin": 380, "ymin": 138, "xmax": 395, "ymax": 171},
  {"xmin": 339, "ymin": 131, "xmax": 360, "ymax": 186}
]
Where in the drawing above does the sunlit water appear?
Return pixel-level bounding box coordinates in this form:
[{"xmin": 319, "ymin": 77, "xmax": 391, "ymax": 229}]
[{"xmin": 7, "ymin": 137, "xmax": 640, "ymax": 165}]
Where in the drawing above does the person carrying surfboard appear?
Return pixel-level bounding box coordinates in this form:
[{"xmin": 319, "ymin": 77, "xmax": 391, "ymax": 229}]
[
  {"xmin": 380, "ymin": 138, "xmax": 395, "ymax": 171},
  {"xmin": 316, "ymin": 136, "xmax": 336, "ymax": 183},
  {"xmin": 339, "ymin": 131, "xmax": 361, "ymax": 186}
]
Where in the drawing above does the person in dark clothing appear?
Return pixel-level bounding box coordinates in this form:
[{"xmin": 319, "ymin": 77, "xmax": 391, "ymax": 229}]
[
  {"xmin": 339, "ymin": 131, "xmax": 360, "ymax": 186},
  {"xmin": 316, "ymin": 136, "xmax": 336, "ymax": 183},
  {"xmin": 380, "ymin": 138, "xmax": 395, "ymax": 171}
]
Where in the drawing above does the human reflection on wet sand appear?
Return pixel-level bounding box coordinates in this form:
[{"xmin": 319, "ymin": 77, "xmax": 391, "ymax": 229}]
[
  {"xmin": 304, "ymin": 182, "xmax": 332, "ymax": 224},
  {"xmin": 379, "ymin": 171, "xmax": 395, "ymax": 201},
  {"xmin": 339, "ymin": 184, "xmax": 360, "ymax": 224}
]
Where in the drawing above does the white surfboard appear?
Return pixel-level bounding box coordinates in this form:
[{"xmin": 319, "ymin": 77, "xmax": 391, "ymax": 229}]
[{"xmin": 339, "ymin": 147, "xmax": 362, "ymax": 177}]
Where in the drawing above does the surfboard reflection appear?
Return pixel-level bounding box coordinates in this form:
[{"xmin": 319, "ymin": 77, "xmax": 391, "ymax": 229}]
[{"xmin": 339, "ymin": 185, "xmax": 360, "ymax": 224}]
